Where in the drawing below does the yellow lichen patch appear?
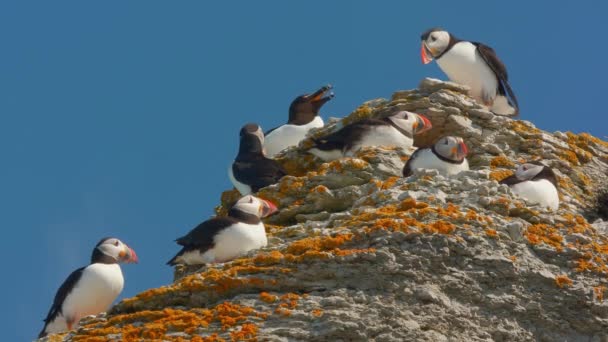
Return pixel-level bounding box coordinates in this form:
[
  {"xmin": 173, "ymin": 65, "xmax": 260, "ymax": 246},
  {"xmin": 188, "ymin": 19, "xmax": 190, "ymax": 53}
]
[
  {"xmin": 216, "ymin": 189, "xmax": 243, "ymax": 216},
  {"xmin": 276, "ymin": 154, "xmax": 319, "ymax": 177},
  {"xmin": 594, "ymin": 286, "xmax": 606, "ymax": 302},
  {"xmin": 490, "ymin": 155, "xmax": 515, "ymax": 169},
  {"xmin": 342, "ymin": 104, "xmax": 373, "ymax": 125},
  {"xmin": 558, "ymin": 150, "xmax": 580, "ymax": 166},
  {"xmin": 578, "ymin": 132, "xmax": 608, "ymax": 148},
  {"xmin": 421, "ymin": 220, "xmax": 456, "ymax": 234},
  {"xmin": 286, "ymin": 234, "xmax": 354, "ymax": 255},
  {"xmin": 510, "ymin": 121, "xmax": 541, "ymax": 134},
  {"xmin": 490, "ymin": 169, "xmax": 514, "ymax": 181},
  {"xmin": 259, "ymin": 292, "xmax": 278, "ymax": 303},
  {"xmin": 279, "ymin": 293, "xmax": 301, "ymax": 309},
  {"xmin": 485, "ymin": 229, "xmax": 498, "ymax": 238},
  {"xmin": 524, "ymin": 224, "xmax": 564, "ymax": 251},
  {"xmin": 311, "ymin": 185, "xmax": 330, "ymax": 194},
  {"xmin": 312, "ymin": 309, "xmax": 324, "ymax": 317},
  {"xmin": 229, "ymin": 323, "xmax": 258, "ymax": 341},
  {"xmin": 381, "ymin": 176, "xmax": 400, "ymax": 190},
  {"xmin": 509, "ymin": 255, "xmax": 517, "ymax": 262},
  {"xmin": 399, "ymin": 198, "xmax": 429, "ymax": 211},
  {"xmin": 555, "ymin": 275, "xmax": 573, "ymax": 288}
]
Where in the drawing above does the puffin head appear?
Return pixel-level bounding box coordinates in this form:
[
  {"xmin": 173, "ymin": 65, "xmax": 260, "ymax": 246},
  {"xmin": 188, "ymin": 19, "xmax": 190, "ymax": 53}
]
[
  {"xmin": 239, "ymin": 123, "xmax": 265, "ymax": 154},
  {"xmin": 388, "ymin": 111, "xmax": 432, "ymax": 135},
  {"xmin": 433, "ymin": 136, "xmax": 468, "ymax": 162},
  {"xmin": 288, "ymin": 85, "xmax": 334, "ymax": 124},
  {"xmin": 420, "ymin": 28, "xmax": 451, "ymax": 64},
  {"xmin": 92, "ymin": 237, "xmax": 138, "ymax": 264},
  {"xmin": 231, "ymin": 195, "xmax": 278, "ymax": 218},
  {"xmin": 514, "ymin": 162, "xmax": 545, "ymax": 181}
]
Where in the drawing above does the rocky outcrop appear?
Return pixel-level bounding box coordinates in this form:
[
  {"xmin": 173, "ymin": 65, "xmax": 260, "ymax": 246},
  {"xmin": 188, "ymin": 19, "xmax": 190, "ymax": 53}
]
[{"xmin": 44, "ymin": 79, "xmax": 608, "ymax": 342}]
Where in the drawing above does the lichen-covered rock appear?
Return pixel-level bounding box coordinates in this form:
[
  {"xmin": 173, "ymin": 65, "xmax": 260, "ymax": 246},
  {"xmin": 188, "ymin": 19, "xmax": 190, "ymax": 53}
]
[{"xmin": 47, "ymin": 78, "xmax": 608, "ymax": 342}]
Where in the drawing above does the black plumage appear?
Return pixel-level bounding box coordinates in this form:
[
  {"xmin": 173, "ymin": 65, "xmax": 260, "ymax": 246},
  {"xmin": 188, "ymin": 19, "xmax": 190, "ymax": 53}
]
[
  {"xmin": 499, "ymin": 162, "xmax": 558, "ymax": 188},
  {"xmin": 38, "ymin": 268, "xmax": 85, "ymax": 338},
  {"xmin": 402, "ymin": 148, "xmax": 424, "ymax": 177},
  {"xmin": 473, "ymin": 42, "xmax": 519, "ymax": 115},
  {"xmin": 232, "ymin": 124, "xmax": 286, "ymax": 192}
]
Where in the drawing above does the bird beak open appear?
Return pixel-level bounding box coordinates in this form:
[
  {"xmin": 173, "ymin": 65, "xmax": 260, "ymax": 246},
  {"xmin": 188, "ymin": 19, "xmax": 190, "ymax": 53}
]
[
  {"xmin": 413, "ymin": 114, "xmax": 432, "ymax": 134},
  {"xmin": 421, "ymin": 42, "xmax": 434, "ymax": 64},
  {"xmin": 120, "ymin": 245, "xmax": 139, "ymax": 263},
  {"xmin": 260, "ymin": 199, "xmax": 278, "ymax": 217},
  {"xmin": 308, "ymin": 85, "xmax": 334, "ymax": 109}
]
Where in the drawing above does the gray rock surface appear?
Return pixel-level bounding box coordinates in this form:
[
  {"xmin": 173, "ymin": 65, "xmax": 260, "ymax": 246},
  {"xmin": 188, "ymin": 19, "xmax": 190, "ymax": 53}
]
[{"xmin": 46, "ymin": 78, "xmax": 608, "ymax": 342}]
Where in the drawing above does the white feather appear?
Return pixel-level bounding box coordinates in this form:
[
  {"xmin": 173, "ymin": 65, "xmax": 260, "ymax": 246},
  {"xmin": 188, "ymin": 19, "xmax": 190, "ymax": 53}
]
[
  {"xmin": 510, "ymin": 179, "xmax": 559, "ymax": 211},
  {"xmin": 409, "ymin": 148, "xmax": 469, "ymax": 176},
  {"xmin": 437, "ymin": 42, "xmax": 499, "ymax": 108},
  {"xmin": 43, "ymin": 264, "xmax": 124, "ymax": 335},
  {"xmin": 174, "ymin": 221, "xmax": 268, "ymax": 264},
  {"xmin": 347, "ymin": 126, "xmax": 414, "ymax": 155},
  {"xmin": 264, "ymin": 116, "xmax": 324, "ymax": 157},
  {"xmin": 228, "ymin": 165, "xmax": 252, "ymax": 195}
]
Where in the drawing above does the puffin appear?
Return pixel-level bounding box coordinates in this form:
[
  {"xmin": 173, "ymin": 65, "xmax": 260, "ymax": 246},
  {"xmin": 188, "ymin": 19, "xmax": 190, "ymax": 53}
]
[
  {"xmin": 167, "ymin": 195, "xmax": 277, "ymax": 265},
  {"xmin": 402, "ymin": 136, "xmax": 469, "ymax": 177},
  {"xmin": 38, "ymin": 237, "xmax": 138, "ymax": 338},
  {"xmin": 308, "ymin": 111, "xmax": 433, "ymax": 161},
  {"xmin": 499, "ymin": 162, "xmax": 559, "ymax": 211},
  {"xmin": 420, "ymin": 28, "xmax": 519, "ymax": 116},
  {"xmin": 264, "ymin": 85, "xmax": 334, "ymax": 157},
  {"xmin": 228, "ymin": 123, "xmax": 287, "ymax": 195}
]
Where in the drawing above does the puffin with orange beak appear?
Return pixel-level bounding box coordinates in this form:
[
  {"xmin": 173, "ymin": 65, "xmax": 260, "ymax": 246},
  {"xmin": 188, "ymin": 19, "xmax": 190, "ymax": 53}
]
[
  {"xmin": 38, "ymin": 237, "xmax": 138, "ymax": 338},
  {"xmin": 308, "ymin": 111, "xmax": 432, "ymax": 161},
  {"xmin": 168, "ymin": 195, "xmax": 277, "ymax": 265},
  {"xmin": 264, "ymin": 85, "xmax": 334, "ymax": 157},
  {"xmin": 420, "ymin": 28, "xmax": 519, "ymax": 116},
  {"xmin": 402, "ymin": 136, "xmax": 469, "ymax": 177}
]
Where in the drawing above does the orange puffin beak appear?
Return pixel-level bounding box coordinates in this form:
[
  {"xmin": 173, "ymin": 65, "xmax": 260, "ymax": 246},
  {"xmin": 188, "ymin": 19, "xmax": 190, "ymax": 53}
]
[
  {"xmin": 458, "ymin": 141, "xmax": 468, "ymax": 158},
  {"xmin": 413, "ymin": 114, "xmax": 432, "ymax": 134},
  {"xmin": 421, "ymin": 42, "xmax": 433, "ymax": 64},
  {"xmin": 119, "ymin": 245, "xmax": 138, "ymax": 263},
  {"xmin": 260, "ymin": 199, "xmax": 278, "ymax": 217}
]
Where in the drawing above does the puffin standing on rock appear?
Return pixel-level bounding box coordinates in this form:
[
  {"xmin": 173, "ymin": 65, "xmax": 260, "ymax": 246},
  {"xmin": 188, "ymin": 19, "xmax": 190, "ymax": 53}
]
[
  {"xmin": 420, "ymin": 28, "xmax": 519, "ymax": 116},
  {"xmin": 402, "ymin": 136, "xmax": 469, "ymax": 177},
  {"xmin": 167, "ymin": 195, "xmax": 277, "ymax": 265},
  {"xmin": 38, "ymin": 237, "xmax": 138, "ymax": 338},
  {"xmin": 264, "ymin": 85, "xmax": 334, "ymax": 157},
  {"xmin": 499, "ymin": 162, "xmax": 559, "ymax": 211},
  {"xmin": 229, "ymin": 123, "xmax": 287, "ymax": 195},
  {"xmin": 308, "ymin": 111, "xmax": 433, "ymax": 161}
]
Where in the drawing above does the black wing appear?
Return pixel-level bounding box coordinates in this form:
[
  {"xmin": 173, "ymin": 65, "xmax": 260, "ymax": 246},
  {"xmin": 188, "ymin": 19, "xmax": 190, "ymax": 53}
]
[
  {"xmin": 38, "ymin": 267, "xmax": 86, "ymax": 338},
  {"xmin": 232, "ymin": 157, "xmax": 287, "ymax": 192},
  {"xmin": 311, "ymin": 119, "xmax": 387, "ymax": 152},
  {"xmin": 402, "ymin": 148, "xmax": 424, "ymax": 177},
  {"xmin": 168, "ymin": 217, "xmax": 238, "ymax": 265},
  {"xmin": 474, "ymin": 42, "xmax": 519, "ymax": 115},
  {"xmin": 498, "ymin": 173, "xmax": 523, "ymax": 186}
]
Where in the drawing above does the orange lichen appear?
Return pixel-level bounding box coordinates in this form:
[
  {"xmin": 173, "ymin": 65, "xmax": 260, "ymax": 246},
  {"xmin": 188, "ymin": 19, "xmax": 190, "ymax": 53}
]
[
  {"xmin": 311, "ymin": 309, "xmax": 324, "ymax": 317},
  {"xmin": 421, "ymin": 220, "xmax": 456, "ymax": 234},
  {"xmin": 286, "ymin": 234, "xmax": 354, "ymax": 255},
  {"xmin": 229, "ymin": 323, "xmax": 258, "ymax": 341},
  {"xmin": 558, "ymin": 150, "xmax": 580, "ymax": 165},
  {"xmin": 490, "ymin": 170, "xmax": 514, "ymax": 181},
  {"xmin": 510, "ymin": 121, "xmax": 541, "ymax": 134},
  {"xmin": 490, "ymin": 155, "xmax": 515, "ymax": 169},
  {"xmin": 509, "ymin": 255, "xmax": 517, "ymax": 262},
  {"xmin": 485, "ymin": 229, "xmax": 498, "ymax": 238},
  {"xmin": 399, "ymin": 198, "xmax": 429, "ymax": 211},
  {"xmin": 524, "ymin": 224, "xmax": 564, "ymax": 251},
  {"xmin": 555, "ymin": 275, "xmax": 573, "ymax": 288},
  {"xmin": 259, "ymin": 292, "xmax": 278, "ymax": 303},
  {"xmin": 594, "ymin": 286, "xmax": 606, "ymax": 302}
]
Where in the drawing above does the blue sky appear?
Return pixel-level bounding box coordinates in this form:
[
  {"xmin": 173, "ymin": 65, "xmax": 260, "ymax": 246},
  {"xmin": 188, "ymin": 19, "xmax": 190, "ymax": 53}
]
[{"xmin": 1, "ymin": 1, "xmax": 606, "ymax": 340}]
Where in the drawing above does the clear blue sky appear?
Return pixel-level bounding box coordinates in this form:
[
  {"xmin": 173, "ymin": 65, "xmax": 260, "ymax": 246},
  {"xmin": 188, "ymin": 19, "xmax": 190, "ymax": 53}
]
[{"xmin": 1, "ymin": 1, "xmax": 606, "ymax": 340}]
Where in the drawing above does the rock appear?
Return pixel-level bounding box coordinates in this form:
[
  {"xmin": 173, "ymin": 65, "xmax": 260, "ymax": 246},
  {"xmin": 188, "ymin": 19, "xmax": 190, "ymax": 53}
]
[{"xmin": 50, "ymin": 78, "xmax": 608, "ymax": 342}]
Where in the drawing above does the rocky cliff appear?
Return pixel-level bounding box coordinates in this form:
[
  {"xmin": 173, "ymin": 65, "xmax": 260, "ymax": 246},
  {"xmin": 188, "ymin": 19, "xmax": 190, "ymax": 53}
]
[{"xmin": 43, "ymin": 79, "xmax": 608, "ymax": 342}]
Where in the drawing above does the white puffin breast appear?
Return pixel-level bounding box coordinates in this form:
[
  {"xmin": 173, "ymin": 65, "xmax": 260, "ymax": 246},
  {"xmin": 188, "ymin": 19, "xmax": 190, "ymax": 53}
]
[
  {"xmin": 436, "ymin": 42, "xmax": 498, "ymax": 105},
  {"xmin": 410, "ymin": 148, "xmax": 469, "ymax": 176},
  {"xmin": 264, "ymin": 116, "xmax": 324, "ymax": 157},
  {"xmin": 347, "ymin": 126, "xmax": 413, "ymax": 156},
  {"xmin": 511, "ymin": 179, "xmax": 559, "ymax": 211},
  {"xmin": 48, "ymin": 263, "xmax": 124, "ymax": 333},
  {"xmin": 207, "ymin": 221, "xmax": 268, "ymax": 263}
]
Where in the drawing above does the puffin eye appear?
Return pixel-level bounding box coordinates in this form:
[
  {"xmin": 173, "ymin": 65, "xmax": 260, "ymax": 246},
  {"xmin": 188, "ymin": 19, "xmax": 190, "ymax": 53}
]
[
  {"xmin": 431, "ymin": 35, "xmax": 437, "ymax": 42},
  {"xmin": 114, "ymin": 240, "xmax": 119, "ymax": 246}
]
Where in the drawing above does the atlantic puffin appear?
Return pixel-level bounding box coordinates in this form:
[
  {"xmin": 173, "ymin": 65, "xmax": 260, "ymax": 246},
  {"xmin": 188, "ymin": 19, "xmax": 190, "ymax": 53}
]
[
  {"xmin": 420, "ymin": 28, "xmax": 519, "ymax": 116},
  {"xmin": 264, "ymin": 85, "xmax": 334, "ymax": 157},
  {"xmin": 228, "ymin": 123, "xmax": 287, "ymax": 195},
  {"xmin": 308, "ymin": 111, "xmax": 432, "ymax": 161},
  {"xmin": 167, "ymin": 195, "xmax": 277, "ymax": 265},
  {"xmin": 499, "ymin": 162, "xmax": 559, "ymax": 210},
  {"xmin": 402, "ymin": 136, "xmax": 469, "ymax": 177},
  {"xmin": 38, "ymin": 237, "xmax": 138, "ymax": 338}
]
